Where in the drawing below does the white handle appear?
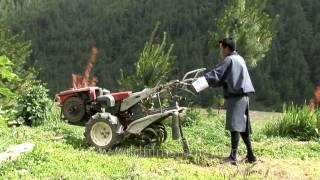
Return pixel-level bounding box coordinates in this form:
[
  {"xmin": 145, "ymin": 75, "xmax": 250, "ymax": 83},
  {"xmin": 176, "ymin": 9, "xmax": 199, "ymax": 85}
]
[{"xmin": 192, "ymin": 76, "xmax": 209, "ymax": 92}]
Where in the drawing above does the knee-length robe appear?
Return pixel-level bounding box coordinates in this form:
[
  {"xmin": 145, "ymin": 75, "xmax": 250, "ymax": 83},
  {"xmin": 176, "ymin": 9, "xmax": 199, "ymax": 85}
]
[{"xmin": 204, "ymin": 51, "xmax": 255, "ymax": 132}]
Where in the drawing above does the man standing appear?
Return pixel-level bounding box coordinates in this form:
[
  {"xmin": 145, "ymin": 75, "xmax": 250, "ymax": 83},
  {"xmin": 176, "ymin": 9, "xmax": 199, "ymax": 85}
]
[{"xmin": 194, "ymin": 37, "xmax": 256, "ymax": 164}]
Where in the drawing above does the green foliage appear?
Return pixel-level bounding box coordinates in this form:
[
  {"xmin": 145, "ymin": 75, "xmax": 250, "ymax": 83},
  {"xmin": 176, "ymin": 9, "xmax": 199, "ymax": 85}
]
[
  {"xmin": 211, "ymin": 0, "xmax": 277, "ymax": 67},
  {"xmin": 0, "ymin": 56, "xmax": 19, "ymax": 98},
  {"xmin": 8, "ymin": 80, "xmax": 51, "ymax": 127},
  {"xmin": 206, "ymin": 108, "xmax": 217, "ymax": 118},
  {"xmin": 2, "ymin": 0, "xmax": 320, "ymax": 109},
  {"xmin": 212, "ymin": 95, "xmax": 225, "ymax": 113},
  {"xmin": 263, "ymin": 104, "xmax": 320, "ymax": 140},
  {"xmin": 118, "ymin": 23, "xmax": 175, "ymax": 91},
  {"xmin": 0, "ymin": 20, "xmax": 41, "ymax": 129},
  {"xmin": 182, "ymin": 108, "xmax": 201, "ymax": 127},
  {"xmin": 45, "ymin": 102, "xmax": 62, "ymax": 126},
  {"xmin": 0, "ymin": 56, "xmax": 18, "ymax": 125},
  {"xmin": 2, "ymin": 0, "xmax": 223, "ymax": 95},
  {"xmin": 251, "ymin": 0, "xmax": 316, "ymax": 109},
  {"xmin": 0, "ymin": 106, "xmax": 8, "ymax": 128},
  {"xmin": 0, "ymin": 23, "xmax": 34, "ymax": 80},
  {"xmin": 0, "ymin": 23, "xmax": 36, "ymax": 112}
]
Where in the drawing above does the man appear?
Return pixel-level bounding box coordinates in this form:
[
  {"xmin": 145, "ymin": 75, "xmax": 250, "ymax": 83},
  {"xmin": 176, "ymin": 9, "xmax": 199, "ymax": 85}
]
[{"xmin": 196, "ymin": 37, "xmax": 256, "ymax": 164}]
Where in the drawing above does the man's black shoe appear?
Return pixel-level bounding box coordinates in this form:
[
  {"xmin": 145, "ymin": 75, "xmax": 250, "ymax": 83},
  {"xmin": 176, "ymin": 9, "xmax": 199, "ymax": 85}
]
[
  {"xmin": 221, "ymin": 148, "xmax": 238, "ymax": 165},
  {"xmin": 222, "ymin": 156, "xmax": 237, "ymax": 165},
  {"xmin": 244, "ymin": 155, "xmax": 257, "ymax": 163}
]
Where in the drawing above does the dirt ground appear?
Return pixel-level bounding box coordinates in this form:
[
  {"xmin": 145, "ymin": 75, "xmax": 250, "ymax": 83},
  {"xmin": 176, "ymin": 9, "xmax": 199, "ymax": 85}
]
[{"xmin": 213, "ymin": 156, "xmax": 320, "ymax": 179}]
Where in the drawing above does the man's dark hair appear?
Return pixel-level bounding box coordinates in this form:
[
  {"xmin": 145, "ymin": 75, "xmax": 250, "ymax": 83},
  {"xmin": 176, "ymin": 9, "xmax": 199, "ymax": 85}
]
[{"xmin": 219, "ymin": 37, "xmax": 236, "ymax": 52}]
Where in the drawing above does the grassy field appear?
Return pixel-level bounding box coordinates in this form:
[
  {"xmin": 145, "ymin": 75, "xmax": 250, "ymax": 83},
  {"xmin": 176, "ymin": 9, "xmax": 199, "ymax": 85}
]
[{"xmin": 0, "ymin": 109, "xmax": 320, "ymax": 179}]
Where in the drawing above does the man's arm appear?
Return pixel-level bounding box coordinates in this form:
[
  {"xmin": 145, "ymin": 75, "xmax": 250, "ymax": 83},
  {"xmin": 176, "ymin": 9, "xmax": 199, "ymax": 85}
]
[{"xmin": 204, "ymin": 58, "xmax": 232, "ymax": 87}]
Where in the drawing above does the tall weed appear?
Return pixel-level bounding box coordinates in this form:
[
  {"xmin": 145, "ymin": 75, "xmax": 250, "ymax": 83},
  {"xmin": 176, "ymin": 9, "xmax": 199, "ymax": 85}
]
[{"xmin": 264, "ymin": 104, "xmax": 320, "ymax": 141}]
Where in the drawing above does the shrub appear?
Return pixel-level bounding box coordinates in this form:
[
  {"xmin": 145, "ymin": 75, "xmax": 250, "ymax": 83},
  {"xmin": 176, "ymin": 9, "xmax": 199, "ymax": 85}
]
[
  {"xmin": 44, "ymin": 102, "xmax": 62, "ymax": 126},
  {"xmin": 0, "ymin": 107, "xmax": 7, "ymax": 128},
  {"xmin": 9, "ymin": 80, "xmax": 51, "ymax": 127},
  {"xmin": 263, "ymin": 103, "xmax": 320, "ymax": 141},
  {"xmin": 0, "ymin": 56, "xmax": 19, "ymax": 98},
  {"xmin": 206, "ymin": 108, "xmax": 218, "ymax": 118},
  {"xmin": 182, "ymin": 108, "xmax": 201, "ymax": 127}
]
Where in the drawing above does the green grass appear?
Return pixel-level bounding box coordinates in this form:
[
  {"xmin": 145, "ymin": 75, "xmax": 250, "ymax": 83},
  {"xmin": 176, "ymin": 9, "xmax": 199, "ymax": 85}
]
[{"xmin": 0, "ymin": 109, "xmax": 320, "ymax": 179}]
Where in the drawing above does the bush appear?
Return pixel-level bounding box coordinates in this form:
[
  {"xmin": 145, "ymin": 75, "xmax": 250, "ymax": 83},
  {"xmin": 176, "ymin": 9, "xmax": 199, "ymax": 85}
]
[
  {"xmin": 0, "ymin": 56, "xmax": 19, "ymax": 98},
  {"xmin": 263, "ymin": 104, "xmax": 320, "ymax": 141},
  {"xmin": 44, "ymin": 102, "xmax": 62, "ymax": 126},
  {"xmin": 0, "ymin": 107, "xmax": 7, "ymax": 129},
  {"xmin": 8, "ymin": 80, "xmax": 51, "ymax": 127},
  {"xmin": 182, "ymin": 108, "xmax": 201, "ymax": 127},
  {"xmin": 206, "ymin": 107, "xmax": 219, "ymax": 118}
]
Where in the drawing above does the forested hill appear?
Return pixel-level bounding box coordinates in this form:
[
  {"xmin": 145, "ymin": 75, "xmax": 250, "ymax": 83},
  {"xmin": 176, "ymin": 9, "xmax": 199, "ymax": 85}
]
[{"xmin": 1, "ymin": 0, "xmax": 320, "ymax": 110}]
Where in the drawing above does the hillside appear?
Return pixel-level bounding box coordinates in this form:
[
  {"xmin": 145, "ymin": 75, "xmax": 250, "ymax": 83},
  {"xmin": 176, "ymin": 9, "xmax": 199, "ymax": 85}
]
[{"xmin": 1, "ymin": 0, "xmax": 320, "ymax": 109}]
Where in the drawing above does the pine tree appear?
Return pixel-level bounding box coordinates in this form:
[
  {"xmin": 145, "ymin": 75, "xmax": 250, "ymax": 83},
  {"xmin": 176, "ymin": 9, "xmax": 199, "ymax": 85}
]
[
  {"xmin": 118, "ymin": 23, "xmax": 175, "ymax": 91},
  {"xmin": 211, "ymin": 0, "xmax": 277, "ymax": 67}
]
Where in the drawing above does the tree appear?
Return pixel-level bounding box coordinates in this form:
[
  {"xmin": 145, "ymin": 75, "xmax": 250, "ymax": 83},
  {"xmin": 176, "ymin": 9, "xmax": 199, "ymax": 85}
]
[
  {"xmin": 0, "ymin": 23, "xmax": 35, "ymax": 86},
  {"xmin": 0, "ymin": 22, "xmax": 38, "ymax": 125},
  {"xmin": 118, "ymin": 23, "xmax": 175, "ymax": 91},
  {"xmin": 2, "ymin": 0, "xmax": 223, "ymax": 95},
  {"xmin": 250, "ymin": 0, "xmax": 315, "ymax": 109},
  {"xmin": 0, "ymin": 56, "xmax": 18, "ymax": 98},
  {"xmin": 0, "ymin": 55, "xmax": 19, "ymax": 125},
  {"xmin": 211, "ymin": 0, "xmax": 277, "ymax": 67},
  {"xmin": 0, "ymin": 23, "xmax": 35, "ymax": 105},
  {"xmin": 4, "ymin": 0, "xmax": 320, "ymax": 109}
]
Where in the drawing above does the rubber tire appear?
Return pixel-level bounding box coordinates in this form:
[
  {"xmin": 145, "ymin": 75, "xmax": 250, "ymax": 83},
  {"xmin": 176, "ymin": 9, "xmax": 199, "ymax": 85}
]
[
  {"xmin": 62, "ymin": 96, "xmax": 86, "ymax": 123},
  {"xmin": 84, "ymin": 113, "xmax": 121, "ymax": 150},
  {"xmin": 153, "ymin": 123, "xmax": 168, "ymax": 143}
]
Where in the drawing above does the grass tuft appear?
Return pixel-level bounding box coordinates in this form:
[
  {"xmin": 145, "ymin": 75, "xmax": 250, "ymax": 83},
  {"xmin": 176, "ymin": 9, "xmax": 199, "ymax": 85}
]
[{"xmin": 263, "ymin": 103, "xmax": 320, "ymax": 141}]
